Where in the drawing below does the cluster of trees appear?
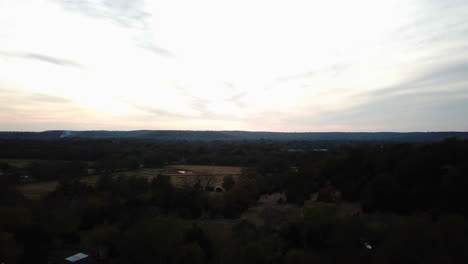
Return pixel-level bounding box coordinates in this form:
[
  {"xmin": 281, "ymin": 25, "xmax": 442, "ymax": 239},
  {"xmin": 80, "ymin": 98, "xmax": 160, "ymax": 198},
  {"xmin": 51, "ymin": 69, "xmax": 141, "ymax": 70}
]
[
  {"xmin": 1, "ymin": 138, "xmax": 468, "ymax": 263},
  {"xmin": 318, "ymin": 138, "xmax": 468, "ymax": 215},
  {"xmin": 3, "ymin": 198, "xmax": 468, "ymax": 263}
]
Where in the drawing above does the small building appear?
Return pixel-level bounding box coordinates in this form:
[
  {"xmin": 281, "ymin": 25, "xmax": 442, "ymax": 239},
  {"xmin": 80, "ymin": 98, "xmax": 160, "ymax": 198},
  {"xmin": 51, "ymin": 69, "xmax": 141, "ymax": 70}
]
[
  {"xmin": 65, "ymin": 253, "xmax": 89, "ymax": 263},
  {"xmin": 290, "ymin": 166, "xmax": 299, "ymax": 172},
  {"xmin": 286, "ymin": 148, "xmax": 305, "ymax": 153},
  {"xmin": 312, "ymin": 148, "xmax": 328, "ymax": 152},
  {"xmin": 19, "ymin": 175, "xmax": 34, "ymax": 184}
]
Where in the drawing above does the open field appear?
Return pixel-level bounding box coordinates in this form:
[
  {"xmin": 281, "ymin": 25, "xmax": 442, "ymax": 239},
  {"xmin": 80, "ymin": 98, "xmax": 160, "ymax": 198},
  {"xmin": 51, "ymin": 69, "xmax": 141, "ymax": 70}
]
[
  {"xmin": 16, "ymin": 171, "xmax": 149, "ymax": 200},
  {"xmin": 1, "ymin": 158, "xmax": 93, "ymax": 166},
  {"xmin": 161, "ymin": 165, "xmax": 242, "ymax": 189},
  {"xmin": 17, "ymin": 165, "xmax": 243, "ymax": 199},
  {"xmin": 17, "ymin": 181, "xmax": 59, "ymax": 200},
  {"xmin": 165, "ymin": 165, "xmax": 242, "ymax": 175},
  {"xmin": 0, "ymin": 158, "xmax": 40, "ymax": 168},
  {"xmin": 17, "ymin": 174, "xmax": 103, "ymax": 200}
]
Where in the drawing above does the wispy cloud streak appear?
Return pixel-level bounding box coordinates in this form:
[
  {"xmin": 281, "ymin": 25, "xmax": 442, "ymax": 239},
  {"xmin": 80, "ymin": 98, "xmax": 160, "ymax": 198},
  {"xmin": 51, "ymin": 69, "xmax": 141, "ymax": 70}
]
[
  {"xmin": 0, "ymin": 51, "xmax": 81, "ymax": 67},
  {"xmin": 51, "ymin": 0, "xmax": 174, "ymax": 57}
]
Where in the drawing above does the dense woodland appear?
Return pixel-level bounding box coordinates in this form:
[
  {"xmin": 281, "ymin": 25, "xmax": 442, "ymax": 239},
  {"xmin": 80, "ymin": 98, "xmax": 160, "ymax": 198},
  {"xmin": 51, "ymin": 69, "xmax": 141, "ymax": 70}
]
[{"xmin": 1, "ymin": 138, "xmax": 468, "ymax": 263}]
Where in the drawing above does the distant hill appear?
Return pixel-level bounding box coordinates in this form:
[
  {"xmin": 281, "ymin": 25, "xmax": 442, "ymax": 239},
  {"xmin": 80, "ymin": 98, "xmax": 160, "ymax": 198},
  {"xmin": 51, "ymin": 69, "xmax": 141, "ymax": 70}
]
[{"xmin": 1, "ymin": 130, "xmax": 468, "ymax": 142}]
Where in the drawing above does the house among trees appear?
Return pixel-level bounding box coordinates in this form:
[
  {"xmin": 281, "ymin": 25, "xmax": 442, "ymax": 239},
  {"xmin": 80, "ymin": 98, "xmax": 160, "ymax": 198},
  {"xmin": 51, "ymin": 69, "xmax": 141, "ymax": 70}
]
[
  {"xmin": 48, "ymin": 251, "xmax": 90, "ymax": 264},
  {"xmin": 19, "ymin": 175, "xmax": 34, "ymax": 184},
  {"xmin": 64, "ymin": 253, "xmax": 89, "ymax": 263}
]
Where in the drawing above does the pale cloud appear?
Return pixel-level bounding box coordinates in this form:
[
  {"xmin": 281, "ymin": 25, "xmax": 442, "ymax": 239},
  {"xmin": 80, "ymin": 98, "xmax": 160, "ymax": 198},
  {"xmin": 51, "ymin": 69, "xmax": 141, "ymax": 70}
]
[
  {"xmin": 27, "ymin": 93, "xmax": 72, "ymax": 103},
  {"xmin": 51, "ymin": 0, "xmax": 173, "ymax": 56},
  {"xmin": 0, "ymin": 51, "xmax": 81, "ymax": 67},
  {"xmin": 0, "ymin": 0, "xmax": 468, "ymax": 131}
]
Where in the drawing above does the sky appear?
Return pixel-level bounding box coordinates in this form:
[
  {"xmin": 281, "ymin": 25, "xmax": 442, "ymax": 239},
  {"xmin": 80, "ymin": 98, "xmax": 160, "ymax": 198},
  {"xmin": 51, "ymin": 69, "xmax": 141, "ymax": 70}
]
[{"xmin": 1, "ymin": 0, "xmax": 468, "ymax": 132}]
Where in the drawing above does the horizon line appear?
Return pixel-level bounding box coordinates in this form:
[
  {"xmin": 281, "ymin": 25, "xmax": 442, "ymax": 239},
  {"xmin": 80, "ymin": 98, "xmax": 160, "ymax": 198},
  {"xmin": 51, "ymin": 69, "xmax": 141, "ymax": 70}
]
[{"xmin": 1, "ymin": 129, "xmax": 467, "ymax": 133}]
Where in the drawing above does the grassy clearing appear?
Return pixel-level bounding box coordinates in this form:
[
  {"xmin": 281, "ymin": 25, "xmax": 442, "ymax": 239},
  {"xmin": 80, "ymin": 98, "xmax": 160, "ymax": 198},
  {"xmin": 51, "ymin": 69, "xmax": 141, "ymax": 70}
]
[
  {"xmin": 80, "ymin": 175, "xmax": 100, "ymax": 185},
  {"xmin": 162, "ymin": 165, "xmax": 242, "ymax": 189},
  {"xmin": 16, "ymin": 170, "xmax": 155, "ymax": 200},
  {"xmin": 0, "ymin": 159, "xmax": 93, "ymax": 169},
  {"xmin": 0, "ymin": 158, "xmax": 39, "ymax": 168},
  {"xmin": 18, "ymin": 165, "xmax": 243, "ymax": 199},
  {"xmin": 17, "ymin": 181, "xmax": 59, "ymax": 200},
  {"xmin": 165, "ymin": 165, "xmax": 241, "ymax": 175},
  {"xmin": 0, "ymin": 158, "xmax": 39, "ymax": 163},
  {"xmin": 18, "ymin": 174, "xmax": 101, "ymax": 199}
]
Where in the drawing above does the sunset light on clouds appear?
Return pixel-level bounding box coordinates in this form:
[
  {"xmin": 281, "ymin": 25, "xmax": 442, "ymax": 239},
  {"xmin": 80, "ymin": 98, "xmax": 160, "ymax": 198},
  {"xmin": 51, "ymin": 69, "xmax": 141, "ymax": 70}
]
[{"xmin": 1, "ymin": 0, "xmax": 468, "ymax": 131}]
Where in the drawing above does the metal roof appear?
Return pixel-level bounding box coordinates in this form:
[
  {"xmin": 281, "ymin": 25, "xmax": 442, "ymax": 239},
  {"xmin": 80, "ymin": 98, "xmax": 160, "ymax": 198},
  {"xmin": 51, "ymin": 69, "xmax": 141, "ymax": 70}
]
[{"xmin": 65, "ymin": 253, "xmax": 88, "ymax": 262}]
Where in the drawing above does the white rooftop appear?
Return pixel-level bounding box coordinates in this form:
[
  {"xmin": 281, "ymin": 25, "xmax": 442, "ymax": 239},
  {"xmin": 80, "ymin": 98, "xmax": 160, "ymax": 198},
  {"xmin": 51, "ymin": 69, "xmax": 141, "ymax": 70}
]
[{"xmin": 65, "ymin": 253, "xmax": 88, "ymax": 262}]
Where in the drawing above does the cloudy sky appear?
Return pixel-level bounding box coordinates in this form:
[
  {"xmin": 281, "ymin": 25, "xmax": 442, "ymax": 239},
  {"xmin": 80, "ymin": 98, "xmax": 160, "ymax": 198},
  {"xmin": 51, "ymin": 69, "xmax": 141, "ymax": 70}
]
[{"xmin": 1, "ymin": 0, "xmax": 468, "ymax": 132}]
